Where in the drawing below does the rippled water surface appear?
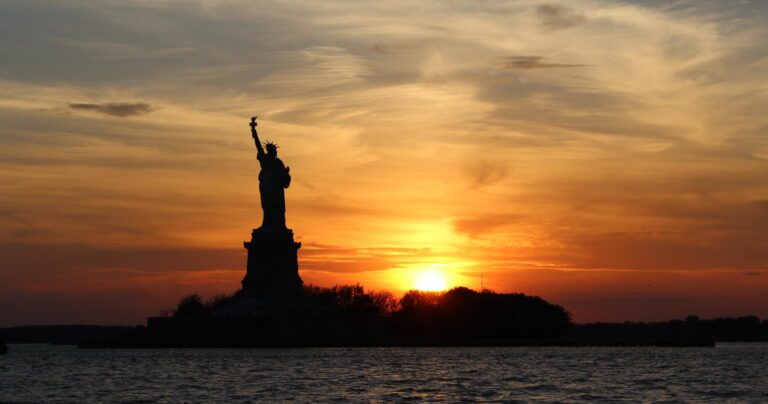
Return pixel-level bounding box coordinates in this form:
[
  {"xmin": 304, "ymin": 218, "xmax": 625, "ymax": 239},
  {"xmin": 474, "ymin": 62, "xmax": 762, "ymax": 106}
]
[{"xmin": 2, "ymin": 344, "xmax": 768, "ymax": 402}]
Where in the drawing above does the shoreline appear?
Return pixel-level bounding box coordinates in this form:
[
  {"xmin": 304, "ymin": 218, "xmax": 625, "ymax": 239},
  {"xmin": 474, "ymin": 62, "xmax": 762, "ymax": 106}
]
[{"xmin": 78, "ymin": 335, "xmax": 716, "ymax": 349}]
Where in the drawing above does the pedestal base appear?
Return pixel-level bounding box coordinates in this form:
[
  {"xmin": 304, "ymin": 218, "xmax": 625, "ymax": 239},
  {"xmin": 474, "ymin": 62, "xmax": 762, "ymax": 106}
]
[{"xmin": 241, "ymin": 228, "xmax": 303, "ymax": 297}]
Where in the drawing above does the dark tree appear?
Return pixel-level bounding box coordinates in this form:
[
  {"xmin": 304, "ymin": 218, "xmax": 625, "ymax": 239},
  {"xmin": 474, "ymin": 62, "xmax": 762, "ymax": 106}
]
[{"xmin": 173, "ymin": 293, "xmax": 207, "ymax": 317}]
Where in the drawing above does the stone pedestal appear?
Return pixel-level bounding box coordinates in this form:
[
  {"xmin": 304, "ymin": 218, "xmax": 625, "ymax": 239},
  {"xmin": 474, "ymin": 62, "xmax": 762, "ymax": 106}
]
[{"xmin": 241, "ymin": 228, "xmax": 303, "ymax": 296}]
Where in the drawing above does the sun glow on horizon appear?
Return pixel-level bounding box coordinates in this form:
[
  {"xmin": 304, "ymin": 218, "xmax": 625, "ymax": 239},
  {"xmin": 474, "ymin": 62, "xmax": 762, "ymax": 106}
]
[{"xmin": 413, "ymin": 268, "xmax": 449, "ymax": 291}]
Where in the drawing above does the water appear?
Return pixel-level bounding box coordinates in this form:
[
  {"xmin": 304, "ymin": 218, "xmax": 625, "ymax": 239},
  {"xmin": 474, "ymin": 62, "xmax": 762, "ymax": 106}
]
[{"xmin": 2, "ymin": 344, "xmax": 767, "ymax": 403}]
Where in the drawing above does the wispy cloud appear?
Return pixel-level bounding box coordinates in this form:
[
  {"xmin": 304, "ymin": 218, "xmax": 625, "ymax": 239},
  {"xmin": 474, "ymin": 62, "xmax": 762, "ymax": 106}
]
[
  {"xmin": 68, "ymin": 102, "xmax": 153, "ymax": 117},
  {"xmin": 453, "ymin": 214, "xmax": 525, "ymax": 237},
  {"xmin": 536, "ymin": 3, "xmax": 587, "ymax": 30},
  {"xmin": 464, "ymin": 159, "xmax": 509, "ymax": 188},
  {"xmin": 503, "ymin": 56, "xmax": 586, "ymax": 69}
]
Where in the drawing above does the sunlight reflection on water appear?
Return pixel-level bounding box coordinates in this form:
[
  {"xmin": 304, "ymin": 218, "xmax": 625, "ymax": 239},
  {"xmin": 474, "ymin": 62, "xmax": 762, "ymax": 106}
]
[{"xmin": 1, "ymin": 344, "xmax": 767, "ymax": 402}]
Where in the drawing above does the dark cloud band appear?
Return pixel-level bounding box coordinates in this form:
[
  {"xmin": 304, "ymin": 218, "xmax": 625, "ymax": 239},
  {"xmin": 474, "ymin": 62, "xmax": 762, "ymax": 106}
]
[
  {"xmin": 69, "ymin": 102, "xmax": 153, "ymax": 117},
  {"xmin": 503, "ymin": 56, "xmax": 586, "ymax": 69}
]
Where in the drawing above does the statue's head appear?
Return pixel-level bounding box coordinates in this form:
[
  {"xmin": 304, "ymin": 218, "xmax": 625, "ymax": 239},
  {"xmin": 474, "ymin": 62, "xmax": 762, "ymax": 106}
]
[{"xmin": 265, "ymin": 142, "xmax": 278, "ymax": 158}]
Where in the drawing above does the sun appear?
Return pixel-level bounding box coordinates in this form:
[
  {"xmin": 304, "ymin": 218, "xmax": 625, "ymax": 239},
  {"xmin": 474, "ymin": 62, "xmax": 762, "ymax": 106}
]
[{"xmin": 414, "ymin": 269, "xmax": 448, "ymax": 291}]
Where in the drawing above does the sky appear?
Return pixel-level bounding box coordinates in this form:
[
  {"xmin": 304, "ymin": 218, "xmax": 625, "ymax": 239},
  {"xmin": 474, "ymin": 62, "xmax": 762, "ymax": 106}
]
[{"xmin": 1, "ymin": 0, "xmax": 768, "ymax": 326}]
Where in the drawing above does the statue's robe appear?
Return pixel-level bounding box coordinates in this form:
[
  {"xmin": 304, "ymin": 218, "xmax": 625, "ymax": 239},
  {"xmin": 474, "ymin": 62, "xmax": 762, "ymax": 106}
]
[{"xmin": 258, "ymin": 154, "xmax": 291, "ymax": 231}]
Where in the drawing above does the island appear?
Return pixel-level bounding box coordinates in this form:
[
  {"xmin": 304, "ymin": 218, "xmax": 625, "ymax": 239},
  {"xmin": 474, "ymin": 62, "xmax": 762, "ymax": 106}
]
[{"xmin": 74, "ymin": 118, "xmax": 722, "ymax": 348}]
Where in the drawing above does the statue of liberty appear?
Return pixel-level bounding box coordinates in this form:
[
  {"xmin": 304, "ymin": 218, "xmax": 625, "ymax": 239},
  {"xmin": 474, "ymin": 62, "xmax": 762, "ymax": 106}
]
[{"xmin": 249, "ymin": 117, "xmax": 291, "ymax": 232}]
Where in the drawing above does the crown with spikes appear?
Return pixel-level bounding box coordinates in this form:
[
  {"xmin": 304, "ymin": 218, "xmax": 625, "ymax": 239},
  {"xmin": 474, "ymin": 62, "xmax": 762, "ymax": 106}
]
[{"xmin": 264, "ymin": 140, "xmax": 279, "ymax": 149}]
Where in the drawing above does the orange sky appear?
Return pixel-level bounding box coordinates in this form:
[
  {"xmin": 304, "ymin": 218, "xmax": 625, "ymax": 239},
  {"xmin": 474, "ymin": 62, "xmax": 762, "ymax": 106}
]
[{"xmin": 2, "ymin": 0, "xmax": 768, "ymax": 326}]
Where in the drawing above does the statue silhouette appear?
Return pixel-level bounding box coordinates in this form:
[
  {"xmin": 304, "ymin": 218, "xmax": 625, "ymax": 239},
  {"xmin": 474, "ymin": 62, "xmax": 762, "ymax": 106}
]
[
  {"xmin": 241, "ymin": 116, "xmax": 302, "ymax": 296},
  {"xmin": 250, "ymin": 117, "xmax": 291, "ymax": 232}
]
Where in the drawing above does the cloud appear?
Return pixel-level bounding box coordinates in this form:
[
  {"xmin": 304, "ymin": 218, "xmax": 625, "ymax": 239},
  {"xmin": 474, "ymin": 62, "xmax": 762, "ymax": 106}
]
[
  {"xmin": 55, "ymin": 38, "xmax": 196, "ymax": 61},
  {"xmin": 503, "ymin": 56, "xmax": 586, "ymax": 69},
  {"xmin": 536, "ymin": 3, "xmax": 587, "ymax": 30},
  {"xmin": 464, "ymin": 159, "xmax": 509, "ymax": 188},
  {"xmin": 454, "ymin": 214, "xmax": 524, "ymax": 237},
  {"xmin": 526, "ymin": 229, "xmax": 768, "ymax": 271},
  {"xmin": 0, "ymin": 242, "xmax": 244, "ymax": 275},
  {"xmin": 370, "ymin": 43, "xmax": 393, "ymax": 54},
  {"xmin": 299, "ymin": 242, "xmax": 432, "ymax": 273},
  {"xmin": 0, "ymin": 212, "xmax": 40, "ymax": 238},
  {"xmin": 68, "ymin": 102, "xmax": 153, "ymax": 117},
  {"xmin": 0, "ymin": 211, "xmax": 34, "ymax": 228}
]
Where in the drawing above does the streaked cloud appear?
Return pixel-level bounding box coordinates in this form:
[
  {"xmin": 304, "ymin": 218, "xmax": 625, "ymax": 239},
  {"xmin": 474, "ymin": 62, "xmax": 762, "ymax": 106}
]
[
  {"xmin": 68, "ymin": 102, "xmax": 153, "ymax": 117},
  {"xmin": 503, "ymin": 56, "xmax": 586, "ymax": 69},
  {"xmin": 453, "ymin": 214, "xmax": 525, "ymax": 237},
  {"xmin": 536, "ymin": 4, "xmax": 587, "ymax": 30}
]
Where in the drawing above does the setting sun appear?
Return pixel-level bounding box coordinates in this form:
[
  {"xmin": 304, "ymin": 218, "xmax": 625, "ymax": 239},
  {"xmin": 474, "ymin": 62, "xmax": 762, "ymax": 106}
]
[{"xmin": 414, "ymin": 269, "xmax": 449, "ymax": 291}]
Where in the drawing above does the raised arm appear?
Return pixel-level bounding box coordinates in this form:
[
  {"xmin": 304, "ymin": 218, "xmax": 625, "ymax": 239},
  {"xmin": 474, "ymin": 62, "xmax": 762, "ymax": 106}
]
[{"xmin": 250, "ymin": 116, "xmax": 265, "ymax": 159}]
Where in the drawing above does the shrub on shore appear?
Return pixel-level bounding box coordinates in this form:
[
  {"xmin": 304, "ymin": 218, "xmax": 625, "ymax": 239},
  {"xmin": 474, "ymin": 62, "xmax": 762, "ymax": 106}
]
[{"xmin": 171, "ymin": 285, "xmax": 573, "ymax": 338}]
